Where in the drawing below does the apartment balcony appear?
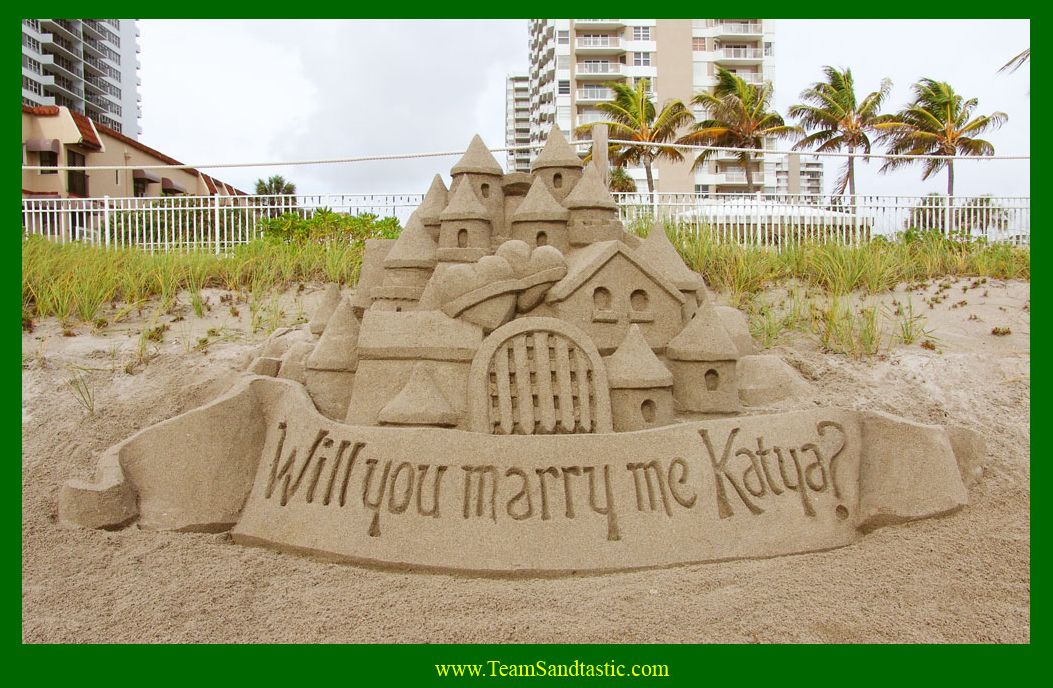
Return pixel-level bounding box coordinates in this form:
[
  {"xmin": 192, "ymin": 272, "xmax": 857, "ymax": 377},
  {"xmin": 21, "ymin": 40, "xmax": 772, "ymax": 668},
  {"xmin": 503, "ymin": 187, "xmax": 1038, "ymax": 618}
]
[
  {"xmin": 82, "ymin": 55, "xmax": 106, "ymax": 75},
  {"xmin": 576, "ymin": 88, "xmax": 615, "ymax": 103},
  {"xmin": 574, "ymin": 19, "xmax": 624, "ymax": 29},
  {"xmin": 44, "ymin": 36, "xmax": 81, "ymax": 63},
  {"xmin": 82, "ymin": 37, "xmax": 105, "ymax": 58},
  {"xmin": 50, "ymin": 75, "xmax": 83, "ymax": 101},
  {"xmin": 82, "ymin": 20, "xmax": 105, "ymax": 39},
  {"xmin": 575, "ymin": 62, "xmax": 625, "ymax": 79},
  {"xmin": 41, "ymin": 19, "xmax": 79, "ymax": 42},
  {"xmin": 43, "ymin": 57, "xmax": 81, "ymax": 82},
  {"xmin": 715, "ymin": 21, "xmax": 763, "ymax": 37},
  {"xmin": 716, "ymin": 47, "xmax": 764, "ymax": 63},
  {"xmin": 575, "ymin": 36, "xmax": 624, "ymax": 54}
]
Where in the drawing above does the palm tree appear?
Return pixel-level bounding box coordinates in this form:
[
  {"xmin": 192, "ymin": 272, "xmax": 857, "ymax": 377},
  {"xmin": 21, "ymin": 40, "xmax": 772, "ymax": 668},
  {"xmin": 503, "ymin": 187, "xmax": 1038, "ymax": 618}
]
[
  {"xmin": 255, "ymin": 174, "xmax": 296, "ymax": 196},
  {"xmin": 677, "ymin": 68, "xmax": 801, "ymax": 193},
  {"xmin": 789, "ymin": 66, "xmax": 891, "ymax": 197},
  {"xmin": 1000, "ymin": 48, "xmax": 1030, "ymax": 73},
  {"xmin": 875, "ymin": 79, "xmax": 1007, "ymax": 197},
  {"xmin": 608, "ymin": 166, "xmax": 637, "ymax": 193},
  {"xmin": 573, "ymin": 78, "xmax": 693, "ymax": 197}
]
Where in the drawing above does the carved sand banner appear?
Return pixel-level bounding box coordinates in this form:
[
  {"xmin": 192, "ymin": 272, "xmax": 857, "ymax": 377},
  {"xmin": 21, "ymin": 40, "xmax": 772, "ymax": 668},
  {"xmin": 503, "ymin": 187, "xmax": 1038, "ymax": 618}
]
[{"xmin": 60, "ymin": 377, "xmax": 979, "ymax": 575}]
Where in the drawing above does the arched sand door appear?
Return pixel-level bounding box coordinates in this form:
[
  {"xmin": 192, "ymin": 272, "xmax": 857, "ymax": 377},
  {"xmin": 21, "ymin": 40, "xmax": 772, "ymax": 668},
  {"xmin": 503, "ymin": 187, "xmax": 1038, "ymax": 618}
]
[{"xmin": 468, "ymin": 317, "xmax": 612, "ymax": 435}]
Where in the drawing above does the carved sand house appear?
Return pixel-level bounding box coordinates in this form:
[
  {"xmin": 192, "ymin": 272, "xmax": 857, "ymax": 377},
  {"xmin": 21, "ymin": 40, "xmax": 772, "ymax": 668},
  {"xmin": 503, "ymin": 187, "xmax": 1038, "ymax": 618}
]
[{"xmin": 59, "ymin": 131, "xmax": 985, "ymax": 575}]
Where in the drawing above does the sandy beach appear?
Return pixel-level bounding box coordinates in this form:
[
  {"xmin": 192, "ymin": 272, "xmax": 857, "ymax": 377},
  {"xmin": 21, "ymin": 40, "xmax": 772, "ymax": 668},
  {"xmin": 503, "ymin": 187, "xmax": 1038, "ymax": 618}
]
[{"xmin": 22, "ymin": 279, "xmax": 1030, "ymax": 643}]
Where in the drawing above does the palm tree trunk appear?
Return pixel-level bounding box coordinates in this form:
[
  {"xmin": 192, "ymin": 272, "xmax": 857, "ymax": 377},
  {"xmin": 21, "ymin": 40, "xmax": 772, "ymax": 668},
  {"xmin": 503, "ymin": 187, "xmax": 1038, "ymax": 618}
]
[
  {"xmin": 644, "ymin": 161, "xmax": 655, "ymax": 195},
  {"xmin": 947, "ymin": 159, "xmax": 955, "ymax": 197},
  {"xmin": 946, "ymin": 158, "xmax": 955, "ymax": 237},
  {"xmin": 744, "ymin": 161, "xmax": 754, "ymax": 194}
]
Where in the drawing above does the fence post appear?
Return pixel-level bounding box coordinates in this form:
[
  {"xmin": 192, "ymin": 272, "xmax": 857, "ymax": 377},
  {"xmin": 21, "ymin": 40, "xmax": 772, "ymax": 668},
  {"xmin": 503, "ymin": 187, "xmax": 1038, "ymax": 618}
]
[
  {"xmin": 102, "ymin": 195, "xmax": 111, "ymax": 248},
  {"xmin": 213, "ymin": 194, "xmax": 221, "ymax": 255}
]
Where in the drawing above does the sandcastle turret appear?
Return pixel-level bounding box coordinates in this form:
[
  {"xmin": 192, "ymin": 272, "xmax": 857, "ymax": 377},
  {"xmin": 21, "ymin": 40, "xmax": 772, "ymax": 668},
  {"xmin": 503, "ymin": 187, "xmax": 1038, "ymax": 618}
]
[
  {"xmin": 417, "ymin": 175, "xmax": 448, "ymax": 242},
  {"xmin": 438, "ymin": 178, "xmax": 492, "ymax": 264},
  {"xmin": 450, "ymin": 134, "xmax": 506, "ymax": 237},
  {"xmin": 636, "ymin": 222, "xmax": 711, "ymax": 322},
  {"xmin": 304, "ymin": 297, "xmax": 360, "ymax": 420},
  {"xmin": 665, "ymin": 301, "xmax": 741, "ymax": 413},
  {"xmin": 377, "ymin": 362, "xmax": 459, "ymax": 427},
  {"xmin": 371, "ymin": 215, "xmax": 438, "ymax": 311},
  {"xmin": 563, "ymin": 162, "xmax": 622, "ymax": 246},
  {"xmin": 510, "ymin": 176, "xmax": 570, "ymax": 252},
  {"xmin": 604, "ymin": 324, "xmax": 674, "ymax": 431},
  {"xmin": 530, "ymin": 127, "xmax": 584, "ymax": 202}
]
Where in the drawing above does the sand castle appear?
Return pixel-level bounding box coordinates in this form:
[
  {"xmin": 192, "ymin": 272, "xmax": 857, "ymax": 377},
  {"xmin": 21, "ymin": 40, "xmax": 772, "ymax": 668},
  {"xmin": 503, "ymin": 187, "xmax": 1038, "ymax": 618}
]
[{"xmin": 58, "ymin": 131, "xmax": 985, "ymax": 574}]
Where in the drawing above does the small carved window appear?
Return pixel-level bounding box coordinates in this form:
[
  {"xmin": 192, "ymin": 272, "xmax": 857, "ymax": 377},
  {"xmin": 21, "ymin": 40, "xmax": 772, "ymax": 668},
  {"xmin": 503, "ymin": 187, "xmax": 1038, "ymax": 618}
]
[
  {"xmin": 536, "ymin": 231, "xmax": 548, "ymax": 247},
  {"xmin": 629, "ymin": 288, "xmax": 654, "ymax": 323},
  {"xmin": 592, "ymin": 286, "xmax": 617, "ymax": 323},
  {"xmin": 457, "ymin": 228, "xmax": 469, "ymax": 248},
  {"xmin": 705, "ymin": 368, "xmax": 720, "ymax": 391},
  {"xmin": 480, "ymin": 183, "xmax": 491, "ymax": 198},
  {"xmin": 553, "ymin": 173, "xmax": 563, "ymax": 189},
  {"xmin": 640, "ymin": 398, "xmax": 656, "ymax": 423}
]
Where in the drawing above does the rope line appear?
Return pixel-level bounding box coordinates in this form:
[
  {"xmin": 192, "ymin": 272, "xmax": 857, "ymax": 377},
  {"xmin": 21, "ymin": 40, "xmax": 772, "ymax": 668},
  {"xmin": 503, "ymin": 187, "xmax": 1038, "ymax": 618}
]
[{"xmin": 21, "ymin": 138, "xmax": 1031, "ymax": 172}]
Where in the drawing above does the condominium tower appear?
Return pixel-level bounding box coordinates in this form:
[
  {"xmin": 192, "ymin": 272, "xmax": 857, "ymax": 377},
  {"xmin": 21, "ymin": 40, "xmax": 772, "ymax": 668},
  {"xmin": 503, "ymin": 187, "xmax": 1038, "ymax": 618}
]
[
  {"xmin": 22, "ymin": 18, "xmax": 142, "ymax": 137},
  {"xmin": 505, "ymin": 73, "xmax": 531, "ymax": 173},
  {"xmin": 515, "ymin": 19, "xmax": 779, "ymax": 194}
]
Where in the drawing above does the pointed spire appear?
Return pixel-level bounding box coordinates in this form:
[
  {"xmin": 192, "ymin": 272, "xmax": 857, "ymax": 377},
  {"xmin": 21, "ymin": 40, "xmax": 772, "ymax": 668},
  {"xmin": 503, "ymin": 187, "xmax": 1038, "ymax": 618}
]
[
  {"xmin": 308, "ymin": 283, "xmax": 342, "ymax": 335},
  {"xmin": 439, "ymin": 177, "xmax": 490, "ymax": 221},
  {"xmin": 531, "ymin": 127, "xmax": 584, "ymax": 172},
  {"xmin": 384, "ymin": 214, "xmax": 438, "ymax": 268},
  {"xmin": 378, "ymin": 363, "xmax": 459, "ymax": 426},
  {"xmin": 605, "ymin": 325, "xmax": 673, "ymax": 388},
  {"xmin": 666, "ymin": 301, "xmax": 739, "ymax": 361},
  {"xmin": 636, "ymin": 223, "xmax": 705, "ymax": 291},
  {"xmin": 417, "ymin": 174, "xmax": 448, "ymax": 225},
  {"xmin": 511, "ymin": 176, "xmax": 570, "ymax": 223},
  {"xmin": 305, "ymin": 298, "xmax": 360, "ymax": 371},
  {"xmin": 562, "ymin": 162, "xmax": 617, "ymax": 210},
  {"xmin": 450, "ymin": 134, "xmax": 503, "ymax": 176}
]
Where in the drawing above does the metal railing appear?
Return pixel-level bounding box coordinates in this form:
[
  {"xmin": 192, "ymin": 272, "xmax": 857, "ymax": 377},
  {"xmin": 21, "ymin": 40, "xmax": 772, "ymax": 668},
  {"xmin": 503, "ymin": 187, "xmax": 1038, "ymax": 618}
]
[
  {"xmin": 614, "ymin": 193, "xmax": 1030, "ymax": 247},
  {"xmin": 720, "ymin": 47, "xmax": 764, "ymax": 59},
  {"xmin": 21, "ymin": 192, "xmax": 1030, "ymax": 252},
  {"xmin": 576, "ymin": 36, "xmax": 621, "ymax": 49},
  {"xmin": 576, "ymin": 62, "xmax": 623, "ymax": 75}
]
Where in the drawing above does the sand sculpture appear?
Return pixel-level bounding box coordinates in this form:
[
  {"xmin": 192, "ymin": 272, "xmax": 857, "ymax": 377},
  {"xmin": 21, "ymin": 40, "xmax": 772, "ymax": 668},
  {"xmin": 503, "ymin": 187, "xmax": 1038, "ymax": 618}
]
[{"xmin": 58, "ymin": 131, "xmax": 985, "ymax": 574}]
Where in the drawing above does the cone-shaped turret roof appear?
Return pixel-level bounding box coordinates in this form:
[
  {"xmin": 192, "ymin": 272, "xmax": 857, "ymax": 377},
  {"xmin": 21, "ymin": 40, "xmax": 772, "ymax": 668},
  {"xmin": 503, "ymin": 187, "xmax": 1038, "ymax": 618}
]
[
  {"xmin": 450, "ymin": 134, "xmax": 503, "ymax": 176},
  {"xmin": 417, "ymin": 175, "xmax": 448, "ymax": 225},
  {"xmin": 384, "ymin": 215, "xmax": 437, "ymax": 268},
  {"xmin": 666, "ymin": 301, "xmax": 739, "ymax": 361},
  {"xmin": 531, "ymin": 127, "xmax": 584, "ymax": 172},
  {"xmin": 636, "ymin": 223, "xmax": 705, "ymax": 291},
  {"xmin": 439, "ymin": 177, "xmax": 491, "ymax": 221},
  {"xmin": 511, "ymin": 177, "xmax": 570, "ymax": 223},
  {"xmin": 305, "ymin": 297, "xmax": 360, "ymax": 371},
  {"xmin": 308, "ymin": 282, "xmax": 341, "ymax": 335},
  {"xmin": 378, "ymin": 363, "xmax": 459, "ymax": 426},
  {"xmin": 605, "ymin": 325, "xmax": 673, "ymax": 389},
  {"xmin": 562, "ymin": 162, "xmax": 617, "ymax": 210}
]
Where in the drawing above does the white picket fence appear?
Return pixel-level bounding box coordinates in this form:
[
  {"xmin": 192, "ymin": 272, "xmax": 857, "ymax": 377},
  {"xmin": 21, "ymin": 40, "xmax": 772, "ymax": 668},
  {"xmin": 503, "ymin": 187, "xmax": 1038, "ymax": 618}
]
[{"xmin": 21, "ymin": 192, "xmax": 1030, "ymax": 252}]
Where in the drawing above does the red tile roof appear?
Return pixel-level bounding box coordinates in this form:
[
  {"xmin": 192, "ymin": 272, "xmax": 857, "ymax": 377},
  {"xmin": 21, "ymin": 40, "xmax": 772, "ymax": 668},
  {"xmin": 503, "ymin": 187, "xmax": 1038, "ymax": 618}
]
[
  {"xmin": 22, "ymin": 105, "xmax": 60, "ymax": 117},
  {"xmin": 22, "ymin": 105, "xmax": 248, "ymax": 196},
  {"xmin": 68, "ymin": 110, "xmax": 102, "ymax": 150}
]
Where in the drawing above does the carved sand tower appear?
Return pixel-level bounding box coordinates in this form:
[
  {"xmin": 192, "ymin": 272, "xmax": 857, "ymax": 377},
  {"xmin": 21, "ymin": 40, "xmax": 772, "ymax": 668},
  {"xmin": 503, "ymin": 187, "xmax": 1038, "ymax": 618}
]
[{"xmin": 58, "ymin": 129, "xmax": 986, "ymax": 576}]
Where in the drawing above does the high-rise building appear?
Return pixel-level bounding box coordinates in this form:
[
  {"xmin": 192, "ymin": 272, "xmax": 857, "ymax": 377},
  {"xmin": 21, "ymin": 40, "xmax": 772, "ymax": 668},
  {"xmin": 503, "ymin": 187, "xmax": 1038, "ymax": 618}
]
[
  {"xmin": 505, "ymin": 73, "xmax": 531, "ymax": 172},
  {"xmin": 22, "ymin": 18, "xmax": 142, "ymax": 138},
  {"xmin": 520, "ymin": 19, "xmax": 776, "ymax": 194},
  {"xmin": 774, "ymin": 155, "xmax": 825, "ymax": 196}
]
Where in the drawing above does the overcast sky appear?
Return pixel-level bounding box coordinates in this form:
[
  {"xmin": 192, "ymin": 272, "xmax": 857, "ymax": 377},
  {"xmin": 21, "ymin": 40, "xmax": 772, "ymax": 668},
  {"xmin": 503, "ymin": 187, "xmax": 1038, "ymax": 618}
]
[{"xmin": 138, "ymin": 19, "xmax": 1029, "ymax": 198}]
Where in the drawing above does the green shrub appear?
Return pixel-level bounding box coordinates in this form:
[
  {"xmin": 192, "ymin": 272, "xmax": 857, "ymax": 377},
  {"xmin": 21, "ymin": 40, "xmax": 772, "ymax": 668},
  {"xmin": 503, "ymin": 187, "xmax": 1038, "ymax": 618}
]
[{"xmin": 259, "ymin": 209, "xmax": 401, "ymax": 244}]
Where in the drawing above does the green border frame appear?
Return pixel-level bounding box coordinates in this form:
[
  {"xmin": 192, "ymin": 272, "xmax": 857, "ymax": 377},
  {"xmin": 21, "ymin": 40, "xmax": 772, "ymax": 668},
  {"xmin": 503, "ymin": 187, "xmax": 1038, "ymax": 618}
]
[{"xmin": 14, "ymin": 2, "xmax": 1035, "ymax": 678}]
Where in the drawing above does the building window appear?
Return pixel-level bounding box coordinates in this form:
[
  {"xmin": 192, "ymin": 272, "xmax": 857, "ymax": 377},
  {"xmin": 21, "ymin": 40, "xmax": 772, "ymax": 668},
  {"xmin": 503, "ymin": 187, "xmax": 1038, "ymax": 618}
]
[
  {"xmin": 39, "ymin": 151, "xmax": 58, "ymax": 175},
  {"xmin": 67, "ymin": 150, "xmax": 88, "ymax": 196},
  {"xmin": 22, "ymin": 76, "xmax": 42, "ymax": 95},
  {"xmin": 556, "ymin": 30, "xmax": 569, "ymax": 44},
  {"xmin": 692, "ymin": 37, "xmax": 706, "ymax": 52},
  {"xmin": 556, "ymin": 55, "xmax": 569, "ymax": 69},
  {"xmin": 22, "ymin": 55, "xmax": 41, "ymax": 73},
  {"xmin": 633, "ymin": 26, "xmax": 651, "ymax": 41},
  {"xmin": 558, "ymin": 80, "xmax": 570, "ymax": 94},
  {"xmin": 633, "ymin": 52, "xmax": 652, "ymax": 67},
  {"xmin": 133, "ymin": 179, "xmax": 149, "ymax": 197},
  {"xmin": 23, "ymin": 34, "xmax": 41, "ymax": 52},
  {"xmin": 764, "ymin": 41, "xmax": 773, "ymax": 56}
]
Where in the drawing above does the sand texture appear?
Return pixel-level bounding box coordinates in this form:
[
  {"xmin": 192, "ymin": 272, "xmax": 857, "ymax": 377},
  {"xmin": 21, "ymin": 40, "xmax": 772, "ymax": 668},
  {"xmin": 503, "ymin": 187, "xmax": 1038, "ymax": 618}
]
[{"xmin": 22, "ymin": 281, "xmax": 1030, "ymax": 643}]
